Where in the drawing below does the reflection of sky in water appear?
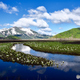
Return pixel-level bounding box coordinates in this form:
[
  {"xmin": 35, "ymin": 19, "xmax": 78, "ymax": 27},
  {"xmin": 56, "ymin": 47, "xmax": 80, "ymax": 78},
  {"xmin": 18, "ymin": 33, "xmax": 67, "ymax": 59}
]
[
  {"xmin": 12, "ymin": 44, "xmax": 31, "ymax": 54},
  {"xmin": 12, "ymin": 44, "xmax": 80, "ymax": 61},
  {"xmin": 11, "ymin": 44, "xmax": 80, "ymax": 73},
  {"xmin": 0, "ymin": 59, "xmax": 79, "ymax": 80},
  {"xmin": 0, "ymin": 43, "xmax": 78, "ymax": 80}
]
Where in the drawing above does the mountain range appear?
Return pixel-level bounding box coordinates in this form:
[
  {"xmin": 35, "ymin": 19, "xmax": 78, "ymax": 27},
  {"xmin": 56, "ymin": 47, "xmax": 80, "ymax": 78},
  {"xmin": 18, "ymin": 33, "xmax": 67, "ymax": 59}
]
[{"xmin": 0, "ymin": 27, "xmax": 51, "ymax": 39}]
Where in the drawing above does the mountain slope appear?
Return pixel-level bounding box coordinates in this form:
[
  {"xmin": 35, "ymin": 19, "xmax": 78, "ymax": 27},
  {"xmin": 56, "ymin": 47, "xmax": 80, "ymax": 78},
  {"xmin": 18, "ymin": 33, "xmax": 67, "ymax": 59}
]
[
  {"xmin": 52, "ymin": 28, "xmax": 80, "ymax": 38},
  {"xmin": 0, "ymin": 27, "xmax": 50, "ymax": 39},
  {"xmin": 5, "ymin": 35, "xmax": 21, "ymax": 39}
]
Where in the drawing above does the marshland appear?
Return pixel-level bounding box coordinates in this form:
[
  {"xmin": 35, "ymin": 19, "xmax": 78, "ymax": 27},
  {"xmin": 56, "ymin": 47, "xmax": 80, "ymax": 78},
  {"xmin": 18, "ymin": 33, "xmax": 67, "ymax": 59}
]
[{"xmin": 0, "ymin": 41, "xmax": 80, "ymax": 80}]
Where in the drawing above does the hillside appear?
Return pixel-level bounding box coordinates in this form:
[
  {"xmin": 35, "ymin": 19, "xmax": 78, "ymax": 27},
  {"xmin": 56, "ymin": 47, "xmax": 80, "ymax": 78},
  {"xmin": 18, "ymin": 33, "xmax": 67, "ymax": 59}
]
[
  {"xmin": 5, "ymin": 35, "xmax": 21, "ymax": 39},
  {"xmin": 52, "ymin": 28, "xmax": 80, "ymax": 38},
  {"xmin": 0, "ymin": 27, "xmax": 50, "ymax": 39}
]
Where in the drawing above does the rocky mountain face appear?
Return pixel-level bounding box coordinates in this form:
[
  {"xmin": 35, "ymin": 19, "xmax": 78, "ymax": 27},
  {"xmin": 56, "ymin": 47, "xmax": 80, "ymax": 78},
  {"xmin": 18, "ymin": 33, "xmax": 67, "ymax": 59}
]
[{"xmin": 0, "ymin": 27, "xmax": 50, "ymax": 39}]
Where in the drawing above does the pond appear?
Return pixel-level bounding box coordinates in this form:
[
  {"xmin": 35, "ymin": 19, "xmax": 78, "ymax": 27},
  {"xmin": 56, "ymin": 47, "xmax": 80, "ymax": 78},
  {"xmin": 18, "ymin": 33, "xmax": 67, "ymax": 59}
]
[{"xmin": 0, "ymin": 44, "xmax": 80, "ymax": 80}]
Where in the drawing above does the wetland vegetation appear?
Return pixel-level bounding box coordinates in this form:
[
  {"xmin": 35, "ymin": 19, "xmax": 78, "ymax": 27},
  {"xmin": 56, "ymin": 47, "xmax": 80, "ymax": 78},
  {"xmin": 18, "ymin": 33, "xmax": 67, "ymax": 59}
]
[
  {"xmin": 0, "ymin": 42, "xmax": 54, "ymax": 66},
  {"xmin": 0, "ymin": 41, "xmax": 80, "ymax": 80},
  {"xmin": 0, "ymin": 41, "xmax": 80, "ymax": 68},
  {"xmin": 24, "ymin": 41, "xmax": 80, "ymax": 55}
]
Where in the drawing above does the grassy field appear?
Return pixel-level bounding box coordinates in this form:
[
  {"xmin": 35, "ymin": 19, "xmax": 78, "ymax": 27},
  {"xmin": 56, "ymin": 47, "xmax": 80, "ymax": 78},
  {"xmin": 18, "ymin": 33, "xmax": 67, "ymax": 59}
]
[
  {"xmin": 24, "ymin": 41, "xmax": 80, "ymax": 55},
  {"xmin": 0, "ymin": 42, "xmax": 54, "ymax": 66}
]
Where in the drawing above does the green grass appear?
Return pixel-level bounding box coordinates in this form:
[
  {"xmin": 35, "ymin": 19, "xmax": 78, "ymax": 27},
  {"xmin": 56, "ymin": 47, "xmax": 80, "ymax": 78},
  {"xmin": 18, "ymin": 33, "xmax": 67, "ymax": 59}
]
[
  {"xmin": 24, "ymin": 41, "xmax": 80, "ymax": 55},
  {"xmin": 1, "ymin": 41, "xmax": 78, "ymax": 67},
  {"xmin": 5, "ymin": 35, "xmax": 21, "ymax": 39},
  {"xmin": 52, "ymin": 28, "xmax": 80, "ymax": 38},
  {"xmin": 0, "ymin": 42, "xmax": 54, "ymax": 66}
]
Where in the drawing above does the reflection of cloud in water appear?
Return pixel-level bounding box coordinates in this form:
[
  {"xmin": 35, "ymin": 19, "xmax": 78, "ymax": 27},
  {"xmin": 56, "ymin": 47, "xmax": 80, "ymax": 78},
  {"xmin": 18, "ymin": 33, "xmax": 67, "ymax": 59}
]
[
  {"xmin": 0, "ymin": 71, "xmax": 6, "ymax": 77},
  {"xmin": 12, "ymin": 44, "xmax": 49, "ymax": 58},
  {"xmin": 36, "ymin": 52, "xmax": 49, "ymax": 58},
  {"xmin": 52, "ymin": 61, "xmax": 80, "ymax": 73},
  {"xmin": 28, "ymin": 66, "xmax": 42, "ymax": 71},
  {"xmin": 37, "ymin": 69, "xmax": 46, "ymax": 74},
  {"xmin": 12, "ymin": 44, "xmax": 31, "ymax": 54},
  {"xmin": 12, "ymin": 69, "xmax": 17, "ymax": 73},
  {"xmin": 74, "ymin": 56, "xmax": 80, "ymax": 62},
  {"xmin": 12, "ymin": 44, "xmax": 80, "ymax": 73},
  {"xmin": 28, "ymin": 65, "xmax": 47, "ymax": 74},
  {"xmin": 28, "ymin": 61, "xmax": 80, "ymax": 73},
  {"xmin": 9, "ymin": 66, "xmax": 11, "ymax": 68}
]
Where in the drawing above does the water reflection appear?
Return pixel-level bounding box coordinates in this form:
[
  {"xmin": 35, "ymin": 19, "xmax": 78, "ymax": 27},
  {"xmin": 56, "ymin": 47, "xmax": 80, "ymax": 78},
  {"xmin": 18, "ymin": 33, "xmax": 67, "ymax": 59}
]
[
  {"xmin": 12, "ymin": 44, "xmax": 31, "ymax": 54},
  {"xmin": 11, "ymin": 44, "xmax": 80, "ymax": 73}
]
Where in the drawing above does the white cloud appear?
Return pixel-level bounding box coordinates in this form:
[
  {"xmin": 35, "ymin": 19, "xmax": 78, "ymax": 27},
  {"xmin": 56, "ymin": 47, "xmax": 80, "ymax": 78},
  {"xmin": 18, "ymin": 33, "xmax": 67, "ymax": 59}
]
[
  {"xmin": 28, "ymin": 9, "xmax": 38, "ymax": 14},
  {"xmin": 3, "ymin": 23, "xmax": 10, "ymax": 26},
  {"xmin": 40, "ymin": 27, "xmax": 52, "ymax": 32},
  {"xmin": 0, "ymin": 2, "xmax": 8, "ymax": 10},
  {"xmin": 38, "ymin": 29, "xmax": 52, "ymax": 35},
  {"xmin": 74, "ymin": 21, "xmax": 80, "ymax": 26},
  {"xmin": 12, "ymin": 7, "xmax": 18, "ymax": 12},
  {"xmin": 26, "ymin": 6, "xmax": 80, "ymax": 26},
  {"xmin": 11, "ymin": 18, "xmax": 49, "ymax": 28},
  {"xmin": 50, "ymin": 9, "xmax": 71, "ymax": 23},
  {"xmin": 0, "ymin": 2, "xmax": 19, "ymax": 14},
  {"xmin": 72, "ymin": 7, "xmax": 80, "ymax": 14},
  {"xmin": 37, "ymin": 6, "xmax": 47, "ymax": 12},
  {"xmin": 37, "ymin": 27, "xmax": 52, "ymax": 35},
  {"xmin": 3, "ymin": 6, "xmax": 80, "ymax": 35}
]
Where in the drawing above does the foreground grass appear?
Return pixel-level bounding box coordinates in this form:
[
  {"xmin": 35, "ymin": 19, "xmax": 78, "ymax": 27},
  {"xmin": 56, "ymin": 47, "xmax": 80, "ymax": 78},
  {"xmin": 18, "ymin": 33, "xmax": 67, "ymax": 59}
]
[
  {"xmin": 24, "ymin": 41, "xmax": 80, "ymax": 55},
  {"xmin": 0, "ymin": 42, "xmax": 54, "ymax": 66}
]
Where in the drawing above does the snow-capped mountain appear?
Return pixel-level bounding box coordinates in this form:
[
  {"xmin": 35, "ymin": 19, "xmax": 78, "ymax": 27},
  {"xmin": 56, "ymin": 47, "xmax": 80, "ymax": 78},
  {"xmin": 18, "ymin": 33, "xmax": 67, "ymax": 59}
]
[{"xmin": 0, "ymin": 27, "xmax": 50, "ymax": 39}]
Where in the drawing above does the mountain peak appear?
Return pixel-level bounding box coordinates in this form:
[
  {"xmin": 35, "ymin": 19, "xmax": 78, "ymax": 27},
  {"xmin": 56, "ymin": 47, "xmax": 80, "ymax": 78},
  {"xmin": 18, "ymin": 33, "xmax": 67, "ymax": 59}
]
[{"xmin": 0, "ymin": 27, "xmax": 50, "ymax": 39}]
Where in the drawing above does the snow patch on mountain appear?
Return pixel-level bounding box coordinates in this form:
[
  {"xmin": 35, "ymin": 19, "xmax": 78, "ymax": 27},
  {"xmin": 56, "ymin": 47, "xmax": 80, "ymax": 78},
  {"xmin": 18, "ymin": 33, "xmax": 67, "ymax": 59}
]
[
  {"xmin": 20, "ymin": 28, "xmax": 34, "ymax": 35},
  {"xmin": 7, "ymin": 30, "xmax": 11, "ymax": 35},
  {"xmin": 11, "ymin": 27, "xmax": 20, "ymax": 35},
  {"xmin": 2, "ymin": 32, "xmax": 5, "ymax": 35}
]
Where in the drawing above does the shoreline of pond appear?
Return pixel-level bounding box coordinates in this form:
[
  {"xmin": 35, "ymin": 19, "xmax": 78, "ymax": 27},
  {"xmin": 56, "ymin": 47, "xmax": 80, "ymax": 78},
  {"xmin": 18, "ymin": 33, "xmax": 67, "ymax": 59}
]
[{"xmin": 0, "ymin": 42, "xmax": 54, "ymax": 67}]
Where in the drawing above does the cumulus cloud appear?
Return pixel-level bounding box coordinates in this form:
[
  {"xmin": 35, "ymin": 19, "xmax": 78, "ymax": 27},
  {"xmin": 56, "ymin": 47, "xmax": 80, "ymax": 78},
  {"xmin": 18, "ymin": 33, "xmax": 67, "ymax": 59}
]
[
  {"xmin": 37, "ymin": 6, "xmax": 47, "ymax": 12},
  {"xmin": 11, "ymin": 18, "xmax": 49, "ymax": 28},
  {"xmin": 3, "ymin": 6, "xmax": 80, "ymax": 35},
  {"xmin": 0, "ymin": 2, "xmax": 18, "ymax": 14},
  {"xmin": 26, "ymin": 6, "xmax": 80, "ymax": 26},
  {"xmin": 72, "ymin": 7, "xmax": 80, "ymax": 14}
]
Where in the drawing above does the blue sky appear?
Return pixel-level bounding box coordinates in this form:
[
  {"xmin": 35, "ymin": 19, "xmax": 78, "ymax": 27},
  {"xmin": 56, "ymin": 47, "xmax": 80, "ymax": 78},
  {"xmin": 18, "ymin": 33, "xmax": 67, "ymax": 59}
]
[{"xmin": 0, "ymin": 0, "xmax": 80, "ymax": 35}]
